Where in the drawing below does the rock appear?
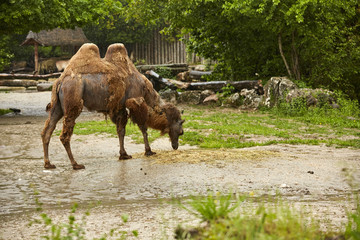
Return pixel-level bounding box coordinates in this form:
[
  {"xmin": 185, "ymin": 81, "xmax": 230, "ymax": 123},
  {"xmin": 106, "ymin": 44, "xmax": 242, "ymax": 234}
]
[
  {"xmin": 263, "ymin": 77, "xmax": 338, "ymax": 109},
  {"xmin": 159, "ymin": 89, "xmax": 179, "ymax": 104},
  {"xmin": 176, "ymin": 71, "xmax": 191, "ymax": 82},
  {"xmin": 203, "ymin": 94, "xmax": 218, "ymax": 105},
  {"xmin": 194, "ymin": 65, "xmax": 206, "ymax": 71},
  {"xmin": 286, "ymin": 88, "xmax": 337, "ymax": 108},
  {"xmin": 263, "ymin": 77, "xmax": 297, "ymax": 107},
  {"xmin": 37, "ymin": 82, "xmax": 53, "ymax": 91},
  {"xmin": 201, "ymin": 90, "xmax": 215, "ymax": 101},
  {"xmin": 240, "ymin": 89, "xmax": 263, "ymax": 110},
  {"xmin": 222, "ymin": 93, "xmax": 243, "ymax": 107},
  {"xmin": 178, "ymin": 91, "xmax": 202, "ymax": 104}
]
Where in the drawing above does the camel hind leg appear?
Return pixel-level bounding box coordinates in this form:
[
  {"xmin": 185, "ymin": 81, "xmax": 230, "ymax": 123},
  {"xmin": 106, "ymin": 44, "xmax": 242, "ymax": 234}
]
[
  {"xmin": 58, "ymin": 77, "xmax": 85, "ymax": 170},
  {"xmin": 60, "ymin": 101, "xmax": 85, "ymax": 170},
  {"xmin": 41, "ymin": 102, "xmax": 63, "ymax": 169}
]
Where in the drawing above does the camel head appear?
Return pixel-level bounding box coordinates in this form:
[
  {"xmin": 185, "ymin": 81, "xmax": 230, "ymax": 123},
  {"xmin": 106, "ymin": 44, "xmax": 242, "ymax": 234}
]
[{"xmin": 163, "ymin": 104, "xmax": 185, "ymax": 150}]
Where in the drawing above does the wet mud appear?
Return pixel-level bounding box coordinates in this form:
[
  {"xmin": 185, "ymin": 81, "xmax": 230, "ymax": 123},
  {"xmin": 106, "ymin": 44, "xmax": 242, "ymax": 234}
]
[{"xmin": 0, "ymin": 91, "xmax": 359, "ymax": 239}]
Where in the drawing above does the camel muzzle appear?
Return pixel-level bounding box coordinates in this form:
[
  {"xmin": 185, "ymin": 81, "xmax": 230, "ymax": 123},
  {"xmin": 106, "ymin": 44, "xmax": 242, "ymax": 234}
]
[{"xmin": 172, "ymin": 142, "xmax": 179, "ymax": 150}]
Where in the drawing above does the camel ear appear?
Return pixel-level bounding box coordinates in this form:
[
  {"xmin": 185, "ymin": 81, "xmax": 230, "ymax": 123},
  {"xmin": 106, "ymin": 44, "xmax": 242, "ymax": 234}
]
[
  {"xmin": 181, "ymin": 110, "xmax": 184, "ymax": 114},
  {"xmin": 181, "ymin": 119, "xmax": 185, "ymax": 124}
]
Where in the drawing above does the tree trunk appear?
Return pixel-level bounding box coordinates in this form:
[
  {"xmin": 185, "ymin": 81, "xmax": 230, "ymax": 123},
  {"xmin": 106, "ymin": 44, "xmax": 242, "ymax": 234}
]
[
  {"xmin": 34, "ymin": 43, "xmax": 39, "ymax": 74},
  {"xmin": 291, "ymin": 31, "xmax": 301, "ymax": 80},
  {"xmin": 278, "ymin": 33, "xmax": 293, "ymax": 78}
]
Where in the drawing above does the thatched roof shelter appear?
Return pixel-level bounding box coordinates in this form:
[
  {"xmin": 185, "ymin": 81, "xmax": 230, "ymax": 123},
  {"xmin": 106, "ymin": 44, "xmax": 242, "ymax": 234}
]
[
  {"xmin": 21, "ymin": 27, "xmax": 89, "ymax": 47},
  {"xmin": 21, "ymin": 27, "xmax": 89, "ymax": 73}
]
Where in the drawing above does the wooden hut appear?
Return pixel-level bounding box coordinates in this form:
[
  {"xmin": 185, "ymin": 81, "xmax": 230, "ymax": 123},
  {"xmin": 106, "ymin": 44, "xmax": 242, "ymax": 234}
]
[{"xmin": 21, "ymin": 27, "xmax": 89, "ymax": 73}]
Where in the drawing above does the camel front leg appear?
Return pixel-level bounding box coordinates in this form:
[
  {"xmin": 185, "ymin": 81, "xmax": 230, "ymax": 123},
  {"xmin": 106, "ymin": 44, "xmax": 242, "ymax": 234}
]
[
  {"xmin": 139, "ymin": 125, "xmax": 156, "ymax": 156},
  {"xmin": 115, "ymin": 112, "xmax": 132, "ymax": 160}
]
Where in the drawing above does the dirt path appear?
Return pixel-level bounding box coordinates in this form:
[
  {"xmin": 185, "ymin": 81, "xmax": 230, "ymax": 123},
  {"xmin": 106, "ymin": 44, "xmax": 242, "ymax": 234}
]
[{"xmin": 0, "ymin": 91, "xmax": 359, "ymax": 239}]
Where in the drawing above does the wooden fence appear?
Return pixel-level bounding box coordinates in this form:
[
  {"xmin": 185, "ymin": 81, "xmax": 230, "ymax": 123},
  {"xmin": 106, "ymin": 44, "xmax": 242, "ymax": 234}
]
[{"xmin": 130, "ymin": 30, "xmax": 204, "ymax": 65}]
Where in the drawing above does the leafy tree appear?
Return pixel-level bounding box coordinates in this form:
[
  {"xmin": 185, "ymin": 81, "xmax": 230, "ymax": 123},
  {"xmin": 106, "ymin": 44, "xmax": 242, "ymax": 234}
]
[
  {"xmin": 123, "ymin": 0, "xmax": 360, "ymax": 100},
  {"xmin": 0, "ymin": 0, "xmax": 121, "ymax": 35},
  {"xmin": 83, "ymin": 15, "xmax": 154, "ymax": 56},
  {"xmin": 0, "ymin": 0, "xmax": 122, "ymax": 70}
]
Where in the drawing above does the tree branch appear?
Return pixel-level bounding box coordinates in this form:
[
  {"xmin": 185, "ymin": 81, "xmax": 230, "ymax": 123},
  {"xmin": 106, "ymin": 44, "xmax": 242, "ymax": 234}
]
[{"xmin": 278, "ymin": 33, "xmax": 293, "ymax": 78}]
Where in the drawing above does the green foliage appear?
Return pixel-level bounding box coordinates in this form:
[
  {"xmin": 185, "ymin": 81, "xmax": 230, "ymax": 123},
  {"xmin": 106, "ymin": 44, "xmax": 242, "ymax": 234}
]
[
  {"xmin": 0, "ymin": 0, "xmax": 122, "ymax": 35},
  {"xmin": 38, "ymin": 46, "xmax": 71, "ymax": 59},
  {"xmin": 0, "ymin": 33, "xmax": 37, "ymax": 71},
  {"xmin": 154, "ymin": 66, "xmax": 173, "ymax": 79},
  {"xmin": 220, "ymin": 84, "xmax": 235, "ymax": 97},
  {"xmin": 123, "ymin": 0, "xmax": 360, "ymax": 101},
  {"xmin": 217, "ymin": 84, "xmax": 239, "ymax": 105},
  {"xmin": 178, "ymin": 194, "xmax": 330, "ymax": 240},
  {"xmin": 83, "ymin": 13, "xmax": 154, "ymax": 56},
  {"xmin": 0, "ymin": 35, "xmax": 14, "ymax": 71},
  {"xmin": 0, "ymin": 109, "xmax": 12, "ymax": 116},
  {"xmin": 30, "ymin": 194, "xmax": 138, "ymax": 240},
  {"xmin": 345, "ymin": 199, "xmax": 360, "ymax": 239},
  {"xmin": 271, "ymin": 92, "xmax": 360, "ymax": 129},
  {"xmin": 0, "ymin": 0, "xmax": 129, "ymax": 71},
  {"xmin": 181, "ymin": 193, "xmax": 241, "ymax": 222}
]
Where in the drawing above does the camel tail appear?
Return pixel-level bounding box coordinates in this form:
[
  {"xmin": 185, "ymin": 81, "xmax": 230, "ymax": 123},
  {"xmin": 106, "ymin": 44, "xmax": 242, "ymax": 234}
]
[{"xmin": 45, "ymin": 80, "xmax": 62, "ymax": 112}]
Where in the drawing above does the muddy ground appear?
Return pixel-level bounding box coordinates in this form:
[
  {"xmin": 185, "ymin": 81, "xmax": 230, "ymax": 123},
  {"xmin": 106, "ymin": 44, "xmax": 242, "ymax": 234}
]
[{"xmin": 0, "ymin": 90, "xmax": 359, "ymax": 239}]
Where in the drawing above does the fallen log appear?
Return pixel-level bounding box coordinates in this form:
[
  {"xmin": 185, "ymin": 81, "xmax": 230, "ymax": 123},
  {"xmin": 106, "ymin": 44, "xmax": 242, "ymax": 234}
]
[
  {"xmin": 147, "ymin": 70, "xmax": 263, "ymax": 94},
  {"xmin": 189, "ymin": 70, "xmax": 212, "ymax": 80},
  {"xmin": 137, "ymin": 63, "xmax": 188, "ymax": 72},
  {"xmin": 0, "ymin": 72, "xmax": 61, "ymax": 80},
  {"xmin": 0, "ymin": 79, "xmax": 38, "ymax": 87},
  {"xmin": 145, "ymin": 70, "xmax": 177, "ymax": 91},
  {"xmin": 188, "ymin": 80, "xmax": 263, "ymax": 94}
]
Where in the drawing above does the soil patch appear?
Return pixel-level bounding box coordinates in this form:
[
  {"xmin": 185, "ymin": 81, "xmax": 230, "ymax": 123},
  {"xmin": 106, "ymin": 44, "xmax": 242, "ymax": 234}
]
[
  {"xmin": 0, "ymin": 91, "xmax": 359, "ymax": 239},
  {"xmin": 134, "ymin": 149, "xmax": 282, "ymax": 164}
]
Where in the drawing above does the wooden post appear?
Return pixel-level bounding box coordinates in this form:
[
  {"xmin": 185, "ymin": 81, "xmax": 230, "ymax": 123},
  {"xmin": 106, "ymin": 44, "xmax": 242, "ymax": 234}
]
[{"xmin": 34, "ymin": 43, "xmax": 39, "ymax": 73}]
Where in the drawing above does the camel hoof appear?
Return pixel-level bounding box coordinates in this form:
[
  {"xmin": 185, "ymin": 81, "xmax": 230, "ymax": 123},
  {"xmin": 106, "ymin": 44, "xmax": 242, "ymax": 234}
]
[
  {"xmin": 44, "ymin": 163, "xmax": 56, "ymax": 169},
  {"xmin": 145, "ymin": 151, "xmax": 156, "ymax": 156},
  {"xmin": 73, "ymin": 164, "xmax": 85, "ymax": 170},
  {"xmin": 119, "ymin": 154, "xmax": 132, "ymax": 160}
]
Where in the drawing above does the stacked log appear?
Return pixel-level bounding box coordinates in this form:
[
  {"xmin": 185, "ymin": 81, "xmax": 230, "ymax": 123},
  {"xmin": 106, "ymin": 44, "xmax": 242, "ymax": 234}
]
[
  {"xmin": 146, "ymin": 70, "xmax": 263, "ymax": 93},
  {"xmin": 0, "ymin": 72, "xmax": 61, "ymax": 80}
]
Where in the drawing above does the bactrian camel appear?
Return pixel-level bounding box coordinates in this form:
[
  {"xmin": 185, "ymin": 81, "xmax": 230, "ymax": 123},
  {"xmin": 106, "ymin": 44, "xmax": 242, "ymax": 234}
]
[{"xmin": 41, "ymin": 43, "xmax": 185, "ymax": 170}]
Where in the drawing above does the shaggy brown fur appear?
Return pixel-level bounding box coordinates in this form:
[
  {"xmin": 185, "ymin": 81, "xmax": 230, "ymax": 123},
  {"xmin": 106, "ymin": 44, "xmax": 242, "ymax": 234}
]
[{"xmin": 41, "ymin": 43, "xmax": 184, "ymax": 170}]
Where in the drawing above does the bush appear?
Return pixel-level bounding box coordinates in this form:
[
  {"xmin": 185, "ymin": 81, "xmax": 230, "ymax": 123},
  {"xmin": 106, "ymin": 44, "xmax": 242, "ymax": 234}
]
[{"xmin": 154, "ymin": 66, "xmax": 173, "ymax": 79}]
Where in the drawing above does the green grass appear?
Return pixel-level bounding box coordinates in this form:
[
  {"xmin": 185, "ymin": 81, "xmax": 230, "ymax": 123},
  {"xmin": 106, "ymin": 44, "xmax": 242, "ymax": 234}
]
[
  {"xmin": 176, "ymin": 193, "xmax": 360, "ymax": 240},
  {"xmin": 179, "ymin": 106, "xmax": 359, "ymax": 149},
  {"xmin": 58, "ymin": 120, "xmax": 161, "ymax": 144},
  {"xmin": 0, "ymin": 108, "xmax": 11, "ymax": 115},
  {"xmin": 65, "ymin": 100, "xmax": 360, "ymax": 149}
]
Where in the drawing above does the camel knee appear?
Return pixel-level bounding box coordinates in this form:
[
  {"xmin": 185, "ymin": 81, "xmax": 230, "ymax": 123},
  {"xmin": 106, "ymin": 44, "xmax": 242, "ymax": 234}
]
[
  {"xmin": 60, "ymin": 133, "xmax": 71, "ymax": 146},
  {"xmin": 60, "ymin": 128, "xmax": 73, "ymax": 145}
]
